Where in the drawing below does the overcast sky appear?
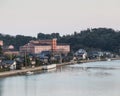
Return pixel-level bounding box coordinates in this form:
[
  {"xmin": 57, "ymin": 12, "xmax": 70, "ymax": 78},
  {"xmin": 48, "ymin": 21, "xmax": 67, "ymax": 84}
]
[{"xmin": 0, "ymin": 0, "xmax": 120, "ymax": 37}]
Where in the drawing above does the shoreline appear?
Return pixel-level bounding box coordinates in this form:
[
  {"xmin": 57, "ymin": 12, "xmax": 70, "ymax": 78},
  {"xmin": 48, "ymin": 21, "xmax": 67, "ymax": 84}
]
[
  {"xmin": 0, "ymin": 58, "xmax": 120, "ymax": 78},
  {"xmin": 0, "ymin": 66, "xmax": 43, "ymax": 78},
  {"xmin": 0, "ymin": 62, "xmax": 76, "ymax": 78}
]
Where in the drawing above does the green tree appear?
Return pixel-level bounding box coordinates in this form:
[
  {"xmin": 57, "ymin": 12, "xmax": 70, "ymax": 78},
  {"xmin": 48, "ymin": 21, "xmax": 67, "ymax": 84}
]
[{"xmin": 0, "ymin": 46, "xmax": 2, "ymax": 54}]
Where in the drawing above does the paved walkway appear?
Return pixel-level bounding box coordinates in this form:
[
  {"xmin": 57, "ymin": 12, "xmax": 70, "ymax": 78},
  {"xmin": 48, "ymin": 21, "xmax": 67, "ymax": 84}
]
[{"xmin": 0, "ymin": 66, "xmax": 43, "ymax": 77}]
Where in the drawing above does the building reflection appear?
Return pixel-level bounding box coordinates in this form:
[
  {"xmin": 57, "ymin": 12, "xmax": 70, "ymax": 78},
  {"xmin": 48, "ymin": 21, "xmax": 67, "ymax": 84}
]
[
  {"xmin": 0, "ymin": 78, "xmax": 5, "ymax": 96},
  {"xmin": 24, "ymin": 76, "xmax": 37, "ymax": 96}
]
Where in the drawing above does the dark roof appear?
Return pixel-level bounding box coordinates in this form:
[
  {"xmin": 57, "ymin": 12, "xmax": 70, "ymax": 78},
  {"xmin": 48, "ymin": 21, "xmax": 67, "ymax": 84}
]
[
  {"xmin": 57, "ymin": 43, "xmax": 69, "ymax": 45},
  {"xmin": 32, "ymin": 43, "xmax": 51, "ymax": 46},
  {"xmin": 39, "ymin": 56, "xmax": 49, "ymax": 59},
  {"xmin": 2, "ymin": 60, "xmax": 15, "ymax": 65}
]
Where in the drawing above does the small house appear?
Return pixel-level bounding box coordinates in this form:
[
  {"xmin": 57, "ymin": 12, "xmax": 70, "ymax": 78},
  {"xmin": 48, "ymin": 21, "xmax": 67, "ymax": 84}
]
[
  {"xmin": 2, "ymin": 60, "xmax": 16, "ymax": 70},
  {"xmin": 74, "ymin": 49, "xmax": 87, "ymax": 60}
]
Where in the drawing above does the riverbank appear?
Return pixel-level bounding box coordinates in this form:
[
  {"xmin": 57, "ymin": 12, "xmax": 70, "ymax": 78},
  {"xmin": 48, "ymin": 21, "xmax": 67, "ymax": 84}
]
[
  {"xmin": 0, "ymin": 62, "xmax": 74, "ymax": 77},
  {"xmin": 1, "ymin": 59, "xmax": 120, "ymax": 96},
  {"xmin": 0, "ymin": 66, "xmax": 43, "ymax": 78},
  {"xmin": 79, "ymin": 57, "xmax": 120, "ymax": 63},
  {"xmin": 0, "ymin": 58, "xmax": 120, "ymax": 78},
  {"xmin": 0, "ymin": 62, "xmax": 77, "ymax": 78}
]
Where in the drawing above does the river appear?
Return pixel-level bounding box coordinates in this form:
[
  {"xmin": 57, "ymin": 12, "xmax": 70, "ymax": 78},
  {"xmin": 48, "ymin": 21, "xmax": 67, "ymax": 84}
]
[{"xmin": 0, "ymin": 60, "xmax": 120, "ymax": 96}]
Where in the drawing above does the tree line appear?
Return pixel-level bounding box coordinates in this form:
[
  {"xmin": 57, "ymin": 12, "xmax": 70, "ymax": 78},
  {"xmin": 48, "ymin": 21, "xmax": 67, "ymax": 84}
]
[{"xmin": 0, "ymin": 28, "xmax": 120, "ymax": 53}]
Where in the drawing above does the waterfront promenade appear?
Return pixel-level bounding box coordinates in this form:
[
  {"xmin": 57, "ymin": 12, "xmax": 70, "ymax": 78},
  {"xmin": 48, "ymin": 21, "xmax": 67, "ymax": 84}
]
[
  {"xmin": 0, "ymin": 62, "xmax": 74, "ymax": 77},
  {"xmin": 0, "ymin": 66, "xmax": 43, "ymax": 77},
  {"xmin": 0, "ymin": 58, "xmax": 119, "ymax": 78}
]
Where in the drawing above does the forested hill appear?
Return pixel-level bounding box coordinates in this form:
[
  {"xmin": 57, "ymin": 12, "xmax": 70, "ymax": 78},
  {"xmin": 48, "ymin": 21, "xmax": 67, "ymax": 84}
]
[
  {"xmin": 0, "ymin": 34, "xmax": 36, "ymax": 50},
  {"xmin": 38, "ymin": 28, "xmax": 120, "ymax": 53},
  {"xmin": 1, "ymin": 28, "xmax": 120, "ymax": 53}
]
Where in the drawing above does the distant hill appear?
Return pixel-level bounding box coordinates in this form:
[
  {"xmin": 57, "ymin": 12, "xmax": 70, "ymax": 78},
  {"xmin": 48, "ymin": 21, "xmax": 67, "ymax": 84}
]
[
  {"xmin": 1, "ymin": 28, "xmax": 120, "ymax": 53},
  {"xmin": 0, "ymin": 34, "xmax": 36, "ymax": 50},
  {"xmin": 38, "ymin": 28, "xmax": 120, "ymax": 53}
]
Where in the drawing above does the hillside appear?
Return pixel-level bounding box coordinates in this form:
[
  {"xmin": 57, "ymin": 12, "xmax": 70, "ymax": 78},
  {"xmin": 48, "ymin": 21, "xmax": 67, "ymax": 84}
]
[{"xmin": 1, "ymin": 28, "xmax": 120, "ymax": 53}]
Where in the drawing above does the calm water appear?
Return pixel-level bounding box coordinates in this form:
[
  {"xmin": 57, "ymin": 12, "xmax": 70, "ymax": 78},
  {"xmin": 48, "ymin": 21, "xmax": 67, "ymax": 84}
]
[{"xmin": 0, "ymin": 60, "xmax": 120, "ymax": 96}]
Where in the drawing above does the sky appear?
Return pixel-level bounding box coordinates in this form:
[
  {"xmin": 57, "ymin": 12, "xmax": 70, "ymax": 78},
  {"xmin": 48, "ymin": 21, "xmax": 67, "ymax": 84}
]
[{"xmin": 0, "ymin": 0, "xmax": 120, "ymax": 37}]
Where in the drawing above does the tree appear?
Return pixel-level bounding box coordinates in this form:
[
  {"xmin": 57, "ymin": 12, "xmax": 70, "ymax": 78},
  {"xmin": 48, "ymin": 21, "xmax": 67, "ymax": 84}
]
[
  {"xmin": 1, "ymin": 28, "xmax": 120, "ymax": 53},
  {"xmin": 23, "ymin": 55, "xmax": 31, "ymax": 67},
  {"xmin": 0, "ymin": 46, "xmax": 2, "ymax": 55}
]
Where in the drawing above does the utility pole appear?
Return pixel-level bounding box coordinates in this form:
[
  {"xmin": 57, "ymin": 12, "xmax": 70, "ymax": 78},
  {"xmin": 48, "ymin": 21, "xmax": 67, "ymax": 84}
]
[
  {"xmin": 24, "ymin": 46, "xmax": 28, "ymax": 68},
  {"xmin": 24, "ymin": 50, "xmax": 27, "ymax": 68}
]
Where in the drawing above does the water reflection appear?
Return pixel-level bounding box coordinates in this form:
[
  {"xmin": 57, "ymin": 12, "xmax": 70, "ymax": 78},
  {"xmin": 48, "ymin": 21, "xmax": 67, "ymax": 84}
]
[
  {"xmin": 0, "ymin": 78, "xmax": 4, "ymax": 96},
  {"xmin": 57, "ymin": 65, "xmax": 112, "ymax": 78},
  {"xmin": 0, "ymin": 60, "xmax": 120, "ymax": 96},
  {"xmin": 24, "ymin": 76, "xmax": 37, "ymax": 96}
]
